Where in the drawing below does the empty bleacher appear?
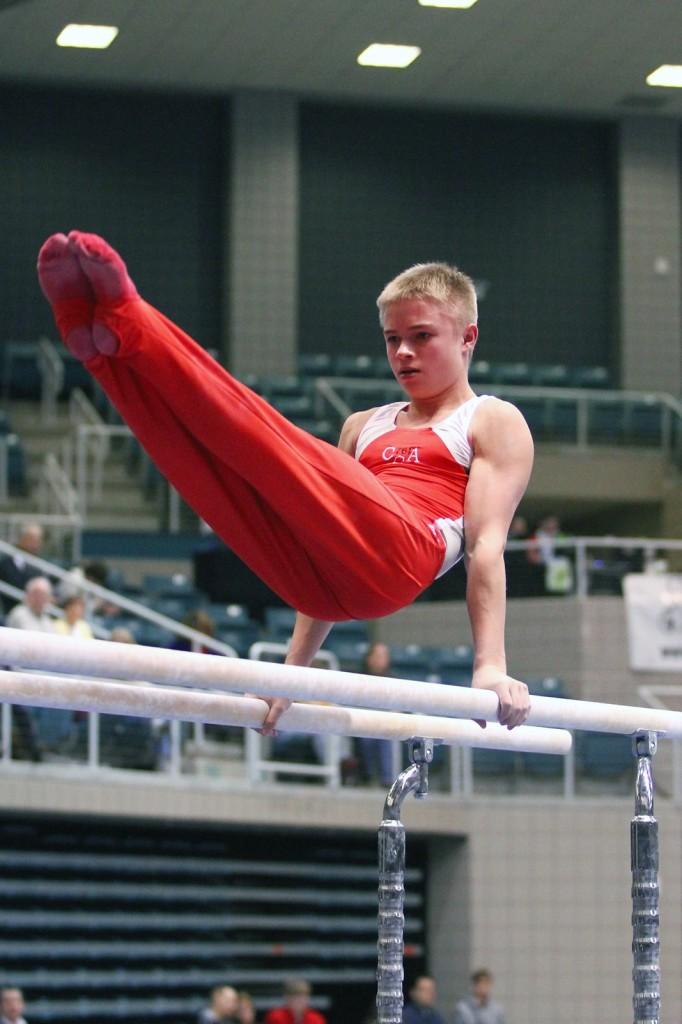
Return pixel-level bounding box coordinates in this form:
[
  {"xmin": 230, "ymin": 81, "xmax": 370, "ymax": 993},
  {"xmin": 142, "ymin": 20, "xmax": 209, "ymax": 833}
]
[{"xmin": 0, "ymin": 814, "xmax": 426, "ymax": 1024}]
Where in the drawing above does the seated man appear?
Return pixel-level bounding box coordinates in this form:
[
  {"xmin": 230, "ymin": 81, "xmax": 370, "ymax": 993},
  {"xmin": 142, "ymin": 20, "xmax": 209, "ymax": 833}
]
[
  {"xmin": 0, "ymin": 522, "xmax": 44, "ymax": 614},
  {"xmin": 37, "ymin": 231, "xmax": 533, "ymax": 732},
  {"xmin": 6, "ymin": 576, "xmax": 54, "ymax": 633},
  {"xmin": 403, "ymin": 975, "xmax": 446, "ymax": 1024}
]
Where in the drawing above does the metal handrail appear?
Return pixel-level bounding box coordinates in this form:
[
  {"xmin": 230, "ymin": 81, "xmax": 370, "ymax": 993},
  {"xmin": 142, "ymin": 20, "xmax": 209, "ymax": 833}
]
[
  {"xmin": 37, "ymin": 337, "xmax": 64, "ymax": 425},
  {"xmin": 0, "ymin": 537, "xmax": 238, "ymax": 658},
  {"xmin": 0, "ymin": 513, "xmax": 82, "ymax": 564},
  {"xmin": 0, "ymin": 435, "xmax": 9, "ymax": 504},
  {"xmin": 40, "ymin": 453, "xmax": 80, "ymax": 518},
  {"xmin": 313, "ymin": 377, "xmax": 682, "ymax": 458}
]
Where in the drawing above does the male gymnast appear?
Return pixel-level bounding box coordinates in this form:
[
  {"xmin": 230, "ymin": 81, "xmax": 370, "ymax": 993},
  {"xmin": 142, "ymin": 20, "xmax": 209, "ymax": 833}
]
[{"xmin": 37, "ymin": 231, "xmax": 533, "ymax": 735}]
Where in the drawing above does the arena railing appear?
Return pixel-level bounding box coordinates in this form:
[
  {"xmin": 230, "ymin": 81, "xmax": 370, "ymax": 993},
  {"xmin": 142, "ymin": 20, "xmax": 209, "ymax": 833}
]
[
  {"xmin": 37, "ymin": 337, "xmax": 64, "ymax": 426},
  {"xmin": 505, "ymin": 535, "xmax": 682, "ymax": 598},
  {"xmin": 0, "ymin": 538, "xmax": 238, "ymax": 658},
  {"xmin": 313, "ymin": 377, "xmax": 682, "ymax": 460}
]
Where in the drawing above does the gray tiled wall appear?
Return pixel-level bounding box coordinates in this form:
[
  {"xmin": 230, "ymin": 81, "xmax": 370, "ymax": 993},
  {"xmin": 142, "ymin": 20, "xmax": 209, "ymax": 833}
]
[
  {"xmin": 619, "ymin": 118, "xmax": 682, "ymax": 391},
  {"xmin": 226, "ymin": 91, "xmax": 299, "ymax": 377}
]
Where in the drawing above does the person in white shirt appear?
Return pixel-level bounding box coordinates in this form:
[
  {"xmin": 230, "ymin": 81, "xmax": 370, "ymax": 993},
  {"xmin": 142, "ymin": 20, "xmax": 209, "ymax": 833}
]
[
  {"xmin": 1, "ymin": 987, "xmax": 28, "ymax": 1024},
  {"xmin": 6, "ymin": 576, "xmax": 54, "ymax": 633},
  {"xmin": 54, "ymin": 594, "xmax": 94, "ymax": 640}
]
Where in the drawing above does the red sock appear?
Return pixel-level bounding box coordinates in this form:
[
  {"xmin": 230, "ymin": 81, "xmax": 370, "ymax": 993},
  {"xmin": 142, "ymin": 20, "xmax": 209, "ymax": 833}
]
[{"xmin": 37, "ymin": 234, "xmax": 97, "ymax": 360}]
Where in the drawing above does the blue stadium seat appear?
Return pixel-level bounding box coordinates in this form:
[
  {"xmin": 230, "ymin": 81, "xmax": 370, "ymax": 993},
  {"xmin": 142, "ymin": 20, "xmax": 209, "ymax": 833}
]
[
  {"xmin": 388, "ymin": 644, "xmax": 433, "ymax": 680},
  {"xmin": 528, "ymin": 676, "xmax": 567, "ymax": 698},
  {"xmin": 308, "ymin": 420, "xmax": 337, "ymax": 443},
  {"xmin": 547, "ymin": 399, "xmax": 578, "ymax": 442},
  {"xmin": 260, "ymin": 375, "xmax": 308, "ymax": 398},
  {"xmin": 588, "ymin": 401, "xmax": 624, "ymax": 443},
  {"xmin": 521, "ymin": 750, "xmax": 564, "ymax": 778},
  {"xmin": 625, "ymin": 399, "xmax": 663, "ymax": 447},
  {"xmin": 62, "ymin": 354, "xmax": 94, "ymax": 396},
  {"xmin": 372, "ymin": 357, "xmax": 397, "ymax": 380},
  {"xmin": 338, "ymin": 384, "xmax": 394, "ymax": 412},
  {"xmin": 532, "ymin": 364, "xmax": 571, "ymax": 388},
  {"xmin": 206, "ymin": 603, "xmax": 252, "ymax": 628},
  {"xmin": 432, "ymin": 644, "xmax": 473, "ymax": 685},
  {"xmin": 493, "ymin": 362, "xmax": 533, "ymax": 386},
  {"xmin": 131, "ymin": 622, "xmax": 178, "ymax": 648},
  {"xmin": 7, "ymin": 435, "xmax": 27, "ymax": 494},
  {"xmin": 216, "ymin": 625, "xmax": 259, "ymax": 656},
  {"xmin": 577, "ymin": 731, "xmax": 633, "ymax": 778},
  {"xmin": 152, "ymin": 597, "xmax": 196, "ymax": 621},
  {"xmin": 571, "ymin": 366, "xmax": 611, "ymax": 389},
  {"xmin": 264, "ymin": 606, "xmax": 298, "ymax": 640},
  {"xmin": 99, "ymin": 715, "xmax": 157, "ymax": 770},
  {"xmin": 334, "ymin": 354, "xmax": 374, "ymax": 377},
  {"xmin": 515, "ymin": 397, "xmax": 548, "ymax": 439},
  {"xmin": 323, "ymin": 638, "xmax": 369, "ymax": 670},
  {"xmin": 298, "ymin": 353, "xmax": 334, "ymax": 377},
  {"xmin": 2, "ymin": 341, "xmax": 41, "ymax": 398},
  {"xmin": 473, "ymin": 748, "xmax": 518, "ymax": 777},
  {"xmin": 272, "ymin": 394, "xmax": 315, "ymax": 419},
  {"xmin": 468, "ymin": 360, "xmax": 493, "ymax": 386},
  {"xmin": 142, "ymin": 574, "xmax": 197, "ymax": 599}
]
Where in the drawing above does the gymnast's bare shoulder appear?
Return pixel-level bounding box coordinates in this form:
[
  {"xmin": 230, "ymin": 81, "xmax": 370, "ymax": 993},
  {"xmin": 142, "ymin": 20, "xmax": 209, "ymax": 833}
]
[{"xmin": 338, "ymin": 408, "xmax": 377, "ymax": 456}]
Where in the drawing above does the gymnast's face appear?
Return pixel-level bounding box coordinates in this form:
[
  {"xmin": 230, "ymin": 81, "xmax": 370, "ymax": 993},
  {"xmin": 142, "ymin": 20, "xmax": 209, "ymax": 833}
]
[{"xmin": 383, "ymin": 297, "xmax": 477, "ymax": 399}]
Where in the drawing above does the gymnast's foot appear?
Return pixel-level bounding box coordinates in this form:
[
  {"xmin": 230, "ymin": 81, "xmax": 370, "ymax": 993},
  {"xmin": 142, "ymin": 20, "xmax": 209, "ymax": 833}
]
[
  {"xmin": 68, "ymin": 231, "xmax": 139, "ymax": 356},
  {"xmin": 37, "ymin": 233, "xmax": 98, "ymax": 361},
  {"xmin": 68, "ymin": 231, "xmax": 138, "ymax": 304}
]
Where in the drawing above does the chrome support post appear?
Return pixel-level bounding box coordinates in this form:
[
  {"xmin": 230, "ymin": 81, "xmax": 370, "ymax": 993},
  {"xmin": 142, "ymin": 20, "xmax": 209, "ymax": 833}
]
[
  {"xmin": 631, "ymin": 731, "xmax": 660, "ymax": 1024},
  {"xmin": 376, "ymin": 738, "xmax": 434, "ymax": 1024}
]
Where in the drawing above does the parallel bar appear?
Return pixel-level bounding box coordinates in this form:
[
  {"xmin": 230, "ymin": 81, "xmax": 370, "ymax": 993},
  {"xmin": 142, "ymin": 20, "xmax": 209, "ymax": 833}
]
[
  {"xmin": 0, "ymin": 671, "xmax": 570, "ymax": 755},
  {"xmin": 631, "ymin": 733, "xmax": 660, "ymax": 1024},
  {"xmin": 377, "ymin": 740, "xmax": 431, "ymax": 1024},
  {"xmin": 1, "ymin": 627, "xmax": 681, "ymax": 737}
]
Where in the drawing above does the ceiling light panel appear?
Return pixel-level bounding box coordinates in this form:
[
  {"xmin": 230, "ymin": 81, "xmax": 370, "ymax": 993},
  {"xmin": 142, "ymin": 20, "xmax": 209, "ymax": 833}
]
[
  {"xmin": 56, "ymin": 24, "xmax": 119, "ymax": 49},
  {"xmin": 418, "ymin": 0, "xmax": 479, "ymax": 8},
  {"xmin": 357, "ymin": 44, "xmax": 421, "ymax": 68},
  {"xmin": 646, "ymin": 65, "xmax": 682, "ymax": 88}
]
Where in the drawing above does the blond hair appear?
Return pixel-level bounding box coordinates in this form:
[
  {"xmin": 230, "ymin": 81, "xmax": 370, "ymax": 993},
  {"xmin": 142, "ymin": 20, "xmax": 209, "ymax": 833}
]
[{"xmin": 377, "ymin": 262, "xmax": 478, "ymax": 327}]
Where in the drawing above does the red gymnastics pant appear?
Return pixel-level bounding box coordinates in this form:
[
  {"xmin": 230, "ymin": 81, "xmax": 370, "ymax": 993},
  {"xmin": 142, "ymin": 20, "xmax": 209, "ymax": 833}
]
[{"xmin": 80, "ymin": 298, "xmax": 445, "ymax": 621}]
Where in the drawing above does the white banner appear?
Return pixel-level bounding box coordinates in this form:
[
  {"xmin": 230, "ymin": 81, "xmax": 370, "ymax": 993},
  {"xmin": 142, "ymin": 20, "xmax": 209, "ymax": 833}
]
[{"xmin": 624, "ymin": 573, "xmax": 682, "ymax": 672}]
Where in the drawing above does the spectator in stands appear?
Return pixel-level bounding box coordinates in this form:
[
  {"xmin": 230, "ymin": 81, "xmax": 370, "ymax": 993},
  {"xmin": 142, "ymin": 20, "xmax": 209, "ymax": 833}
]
[
  {"xmin": 453, "ymin": 968, "xmax": 506, "ymax": 1024},
  {"xmin": 57, "ymin": 559, "xmax": 119, "ymax": 618},
  {"xmin": 198, "ymin": 985, "xmax": 240, "ymax": 1024},
  {"xmin": 402, "ymin": 975, "xmax": 446, "ymax": 1024},
  {"xmin": 237, "ymin": 992, "xmax": 256, "ymax": 1024},
  {"xmin": 529, "ymin": 516, "xmax": 573, "ymax": 595},
  {"xmin": 0, "ymin": 522, "xmax": 43, "ymax": 612},
  {"xmin": 172, "ymin": 609, "xmax": 217, "ymax": 653},
  {"xmin": 356, "ymin": 642, "xmax": 394, "ymax": 787},
  {"xmin": 109, "ymin": 626, "xmax": 136, "ymax": 644},
  {"xmin": 6, "ymin": 576, "xmax": 54, "ymax": 632},
  {"xmin": 264, "ymin": 978, "xmax": 326, "ymax": 1024},
  {"xmin": 54, "ymin": 594, "xmax": 94, "ymax": 639},
  {"xmin": 0, "ymin": 987, "xmax": 28, "ymax": 1024}
]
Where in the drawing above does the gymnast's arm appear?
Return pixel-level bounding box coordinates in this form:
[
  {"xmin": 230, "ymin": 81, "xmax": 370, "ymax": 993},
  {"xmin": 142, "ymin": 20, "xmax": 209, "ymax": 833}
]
[
  {"xmin": 464, "ymin": 399, "xmax": 534, "ymax": 729},
  {"xmin": 259, "ymin": 409, "xmax": 376, "ymax": 735}
]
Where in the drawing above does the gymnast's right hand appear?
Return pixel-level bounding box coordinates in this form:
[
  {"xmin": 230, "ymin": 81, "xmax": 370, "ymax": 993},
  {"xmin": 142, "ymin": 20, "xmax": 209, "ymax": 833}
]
[{"xmin": 258, "ymin": 696, "xmax": 292, "ymax": 736}]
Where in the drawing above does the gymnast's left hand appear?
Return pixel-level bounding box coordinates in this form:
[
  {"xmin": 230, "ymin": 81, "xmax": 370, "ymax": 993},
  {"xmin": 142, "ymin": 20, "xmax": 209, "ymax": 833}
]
[
  {"xmin": 257, "ymin": 696, "xmax": 292, "ymax": 736},
  {"xmin": 472, "ymin": 666, "xmax": 530, "ymax": 730}
]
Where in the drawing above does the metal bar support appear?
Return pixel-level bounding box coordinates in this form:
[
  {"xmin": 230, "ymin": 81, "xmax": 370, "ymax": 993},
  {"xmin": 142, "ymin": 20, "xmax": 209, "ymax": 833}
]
[
  {"xmin": 377, "ymin": 737, "xmax": 434, "ymax": 1024},
  {"xmin": 631, "ymin": 731, "xmax": 660, "ymax": 1024}
]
